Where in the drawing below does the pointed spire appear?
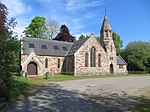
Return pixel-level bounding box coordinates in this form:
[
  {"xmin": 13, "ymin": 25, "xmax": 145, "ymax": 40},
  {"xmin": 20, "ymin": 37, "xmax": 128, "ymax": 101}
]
[{"xmin": 100, "ymin": 12, "xmax": 112, "ymax": 32}]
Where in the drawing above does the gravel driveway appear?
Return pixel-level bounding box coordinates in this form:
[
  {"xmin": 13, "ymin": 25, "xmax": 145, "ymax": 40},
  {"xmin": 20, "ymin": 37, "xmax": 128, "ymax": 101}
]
[{"xmin": 4, "ymin": 76, "xmax": 150, "ymax": 112}]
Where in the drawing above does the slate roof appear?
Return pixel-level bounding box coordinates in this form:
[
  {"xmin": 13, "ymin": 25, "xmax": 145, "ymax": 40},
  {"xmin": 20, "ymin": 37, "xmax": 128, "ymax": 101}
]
[
  {"xmin": 22, "ymin": 37, "xmax": 89, "ymax": 56},
  {"xmin": 22, "ymin": 37, "xmax": 73, "ymax": 56},
  {"xmin": 22, "ymin": 37, "xmax": 127, "ymax": 65},
  {"xmin": 67, "ymin": 38, "xmax": 89, "ymax": 55},
  {"xmin": 101, "ymin": 15, "xmax": 112, "ymax": 31},
  {"xmin": 117, "ymin": 56, "xmax": 127, "ymax": 65}
]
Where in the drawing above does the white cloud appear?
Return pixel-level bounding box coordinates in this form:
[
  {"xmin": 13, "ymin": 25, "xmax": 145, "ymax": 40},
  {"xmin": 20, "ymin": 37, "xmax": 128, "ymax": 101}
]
[
  {"xmin": 1, "ymin": 0, "xmax": 33, "ymax": 38},
  {"xmin": 58, "ymin": 17, "xmax": 85, "ymax": 34},
  {"xmin": 83, "ymin": 12, "xmax": 97, "ymax": 19},
  {"xmin": 33, "ymin": 0, "xmax": 104, "ymax": 35},
  {"xmin": 73, "ymin": 34, "xmax": 81, "ymax": 40},
  {"xmin": 12, "ymin": 17, "xmax": 31, "ymax": 38},
  {"xmin": 1, "ymin": 0, "xmax": 104, "ymax": 38},
  {"xmin": 66, "ymin": 0, "xmax": 103, "ymax": 11},
  {"xmin": 1, "ymin": 0, "xmax": 32, "ymax": 17}
]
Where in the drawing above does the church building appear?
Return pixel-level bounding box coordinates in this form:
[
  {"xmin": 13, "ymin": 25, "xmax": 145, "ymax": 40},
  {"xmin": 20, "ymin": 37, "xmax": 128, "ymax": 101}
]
[{"xmin": 20, "ymin": 15, "xmax": 128, "ymax": 76}]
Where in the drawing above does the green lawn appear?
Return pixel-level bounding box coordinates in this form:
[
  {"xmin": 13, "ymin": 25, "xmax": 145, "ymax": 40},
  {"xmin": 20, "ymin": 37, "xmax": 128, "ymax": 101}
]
[
  {"xmin": 28, "ymin": 74, "xmax": 123, "ymax": 84},
  {"xmin": 28, "ymin": 73, "xmax": 150, "ymax": 84}
]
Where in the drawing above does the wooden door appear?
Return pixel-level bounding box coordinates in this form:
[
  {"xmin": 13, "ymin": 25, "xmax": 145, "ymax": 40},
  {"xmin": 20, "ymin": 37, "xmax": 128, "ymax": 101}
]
[
  {"xmin": 110, "ymin": 64, "xmax": 114, "ymax": 74},
  {"xmin": 27, "ymin": 62, "xmax": 37, "ymax": 75}
]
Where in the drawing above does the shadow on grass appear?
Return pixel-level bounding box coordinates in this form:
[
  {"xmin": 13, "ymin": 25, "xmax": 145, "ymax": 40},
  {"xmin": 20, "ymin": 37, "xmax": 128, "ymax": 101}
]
[
  {"xmin": 86, "ymin": 92, "xmax": 150, "ymax": 112},
  {"xmin": 2, "ymin": 83, "xmax": 150, "ymax": 112}
]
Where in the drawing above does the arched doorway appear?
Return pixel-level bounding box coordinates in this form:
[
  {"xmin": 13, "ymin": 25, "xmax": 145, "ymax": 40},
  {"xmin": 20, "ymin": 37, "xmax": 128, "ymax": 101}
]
[
  {"xmin": 110, "ymin": 64, "xmax": 114, "ymax": 74},
  {"xmin": 27, "ymin": 62, "xmax": 37, "ymax": 75}
]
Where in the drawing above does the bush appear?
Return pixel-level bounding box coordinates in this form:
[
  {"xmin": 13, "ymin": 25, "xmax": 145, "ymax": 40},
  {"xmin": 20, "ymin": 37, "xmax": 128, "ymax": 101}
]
[{"xmin": 0, "ymin": 75, "xmax": 32, "ymax": 109}]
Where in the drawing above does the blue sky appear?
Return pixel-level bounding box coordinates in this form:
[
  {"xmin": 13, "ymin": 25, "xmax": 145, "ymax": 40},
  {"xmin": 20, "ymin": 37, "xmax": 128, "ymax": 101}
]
[{"xmin": 1, "ymin": 0, "xmax": 150, "ymax": 47}]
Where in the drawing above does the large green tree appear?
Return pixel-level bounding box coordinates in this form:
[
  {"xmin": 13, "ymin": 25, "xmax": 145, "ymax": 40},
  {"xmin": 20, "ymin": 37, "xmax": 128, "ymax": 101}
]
[
  {"xmin": 0, "ymin": 2, "xmax": 19, "ymax": 107},
  {"xmin": 23, "ymin": 16, "xmax": 48, "ymax": 39},
  {"xmin": 0, "ymin": 3, "xmax": 19, "ymax": 74},
  {"xmin": 121, "ymin": 41, "xmax": 150, "ymax": 72},
  {"xmin": 112, "ymin": 32, "xmax": 123, "ymax": 55}
]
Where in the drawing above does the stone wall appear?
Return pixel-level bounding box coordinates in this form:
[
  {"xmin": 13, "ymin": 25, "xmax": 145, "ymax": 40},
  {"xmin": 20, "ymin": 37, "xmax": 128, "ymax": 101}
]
[
  {"xmin": 21, "ymin": 35, "xmax": 127, "ymax": 76},
  {"xmin": 61, "ymin": 55, "xmax": 74, "ymax": 75},
  {"xmin": 106, "ymin": 34, "xmax": 118, "ymax": 74},
  {"xmin": 38, "ymin": 56, "xmax": 65, "ymax": 74},
  {"xmin": 74, "ymin": 36, "xmax": 109, "ymax": 76},
  {"xmin": 21, "ymin": 52, "xmax": 65, "ymax": 76},
  {"xmin": 116, "ymin": 65, "xmax": 128, "ymax": 74},
  {"xmin": 21, "ymin": 53, "xmax": 45, "ymax": 76}
]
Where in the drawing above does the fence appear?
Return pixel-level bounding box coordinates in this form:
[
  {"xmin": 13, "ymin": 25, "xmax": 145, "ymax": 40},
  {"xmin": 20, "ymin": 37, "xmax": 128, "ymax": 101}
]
[{"xmin": 128, "ymin": 71, "xmax": 149, "ymax": 74}]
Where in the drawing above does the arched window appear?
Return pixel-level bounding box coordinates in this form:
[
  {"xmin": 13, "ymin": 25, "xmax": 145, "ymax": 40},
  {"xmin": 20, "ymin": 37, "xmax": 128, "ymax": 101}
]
[
  {"xmin": 45, "ymin": 58, "xmax": 48, "ymax": 68},
  {"xmin": 111, "ymin": 45, "xmax": 113, "ymax": 52},
  {"xmin": 58, "ymin": 59, "xmax": 60, "ymax": 68},
  {"xmin": 90, "ymin": 46, "xmax": 96, "ymax": 67},
  {"xmin": 106, "ymin": 31, "xmax": 109, "ymax": 37},
  {"xmin": 98, "ymin": 54, "xmax": 101, "ymax": 67},
  {"xmin": 85, "ymin": 53, "xmax": 88, "ymax": 67}
]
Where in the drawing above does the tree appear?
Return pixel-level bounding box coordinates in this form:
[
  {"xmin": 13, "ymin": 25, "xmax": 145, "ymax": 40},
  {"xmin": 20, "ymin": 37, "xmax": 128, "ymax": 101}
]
[
  {"xmin": 79, "ymin": 34, "xmax": 89, "ymax": 40},
  {"xmin": 46, "ymin": 19, "xmax": 60, "ymax": 39},
  {"xmin": 23, "ymin": 16, "xmax": 48, "ymax": 39},
  {"xmin": 121, "ymin": 41, "xmax": 150, "ymax": 73},
  {"xmin": 112, "ymin": 32, "xmax": 123, "ymax": 55},
  {"xmin": 79, "ymin": 34, "xmax": 85, "ymax": 40},
  {"xmin": 96, "ymin": 35, "xmax": 101, "ymax": 41},
  {"xmin": 53, "ymin": 24, "xmax": 75, "ymax": 42},
  {"xmin": 0, "ymin": 2, "xmax": 19, "ymax": 107}
]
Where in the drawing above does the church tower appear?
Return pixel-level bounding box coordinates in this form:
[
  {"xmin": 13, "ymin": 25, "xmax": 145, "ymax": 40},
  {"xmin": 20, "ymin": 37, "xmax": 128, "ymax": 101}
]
[{"xmin": 100, "ymin": 14, "xmax": 117, "ymax": 74}]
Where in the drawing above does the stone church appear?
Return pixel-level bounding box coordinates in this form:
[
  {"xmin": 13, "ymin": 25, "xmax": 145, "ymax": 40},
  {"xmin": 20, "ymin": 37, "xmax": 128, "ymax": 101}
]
[{"xmin": 20, "ymin": 15, "xmax": 127, "ymax": 76}]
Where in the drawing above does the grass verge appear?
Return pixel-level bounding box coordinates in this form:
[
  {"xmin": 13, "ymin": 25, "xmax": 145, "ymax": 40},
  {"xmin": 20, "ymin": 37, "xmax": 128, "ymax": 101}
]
[
  {"xmin": 0, "ymin": 75, "xmax": 33, "ymax": 109},
  {"xmin": 29, "ymin": 73, "xmax": 150, "ymax": 84},
  {"xmin": 131, "ymin": 88, "xmax": 150, "ymax": 112},
  {"xmin": 29, "ymin": 74, "xmax": 124, "ymax": 84}
]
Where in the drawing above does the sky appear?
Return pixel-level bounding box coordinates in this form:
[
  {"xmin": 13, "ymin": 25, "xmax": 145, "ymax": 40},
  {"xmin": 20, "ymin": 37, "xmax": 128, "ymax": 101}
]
[{"xmin": 1, "ymin": 0, "xmax": 150, "ymax": 47}]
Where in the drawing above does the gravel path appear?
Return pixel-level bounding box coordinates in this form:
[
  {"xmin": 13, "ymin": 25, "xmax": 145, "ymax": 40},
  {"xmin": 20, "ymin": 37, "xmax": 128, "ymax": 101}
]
[
  {"xmin": 4, "ymin": 76, "xmax": 150, "ymax": 112},
  {"xmin": 55, "ymin": 76, "xmax": 150, "ymax": 95}
]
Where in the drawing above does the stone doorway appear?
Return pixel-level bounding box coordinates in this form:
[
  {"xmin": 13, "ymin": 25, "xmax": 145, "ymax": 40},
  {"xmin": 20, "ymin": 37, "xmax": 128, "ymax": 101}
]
[
  {"xmin": 27, "ymin": 62, "xmax": 37, "ymax": 75},
  {"xmin": 110, "ymin": 64, "xmax": 114, "ymax": 74}
]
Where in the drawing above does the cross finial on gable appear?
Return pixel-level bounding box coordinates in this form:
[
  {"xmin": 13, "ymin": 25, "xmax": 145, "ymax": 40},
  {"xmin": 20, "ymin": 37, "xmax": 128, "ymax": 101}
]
[{"xmin": 105, "ymin": 8, "xmax": 107, "ymax": 16}]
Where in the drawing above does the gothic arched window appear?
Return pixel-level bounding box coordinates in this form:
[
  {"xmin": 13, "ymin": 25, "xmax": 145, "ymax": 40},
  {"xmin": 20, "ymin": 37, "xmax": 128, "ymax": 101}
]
[
  {"xmin": 98, "ymin": 54, "xmax": 101, "ymax": 67},
  {"xmin": 106, "ymin": 31, "xmax": 109, "ymax": 37},
  {"xmin": 45, "ymin": 58, "xmax": 48, "ymax": 68},
  {"xmin": 111, "ymin": 45, "xmax": 113, "ymax": 52},
  {"xmin": 58, "ymin": 59, "xmax": 60, "ymax": 68},
  {"xmin": 90, "ymin": 46, "xmax": 96, "ymax": 67},
  {"xmin": 85, "ymin": 53, "xmax": 88, "ymax": 67}
]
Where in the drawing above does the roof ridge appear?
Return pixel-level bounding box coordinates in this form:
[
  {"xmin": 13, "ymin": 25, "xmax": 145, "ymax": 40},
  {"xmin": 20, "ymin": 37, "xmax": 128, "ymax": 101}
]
[
  {"xmin": 66, "ymin": 36, "xmax": 90, "ymax": 55},
  {"xmin": 117, "ymin": 55, "xmax": 127, "ymax": 65},
  {"xmin": 22, "ymin": 37, "xmax": 73, "ymax": 44},
  {"xmin": 118, "ymin": 55, "xmax": 127, "ymax": 65}
]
